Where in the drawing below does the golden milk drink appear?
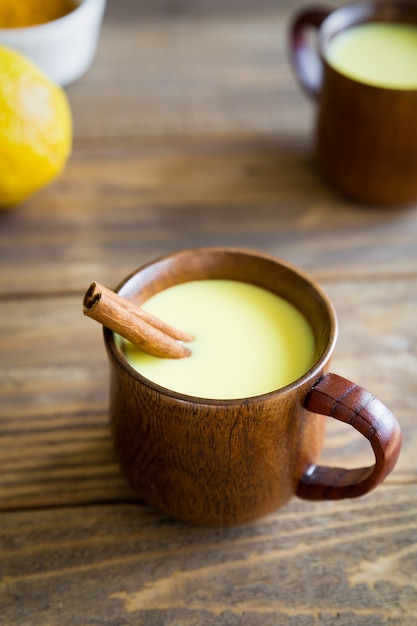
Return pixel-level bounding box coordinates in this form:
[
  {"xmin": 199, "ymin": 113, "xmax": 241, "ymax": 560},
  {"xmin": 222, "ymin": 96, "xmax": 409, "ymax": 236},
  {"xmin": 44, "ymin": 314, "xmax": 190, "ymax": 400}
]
[
  {"xmin": 326, "ymin": 23, "xmax": 417, "ymax": 89},
  {"xmin": 123, "ymin": 279, "xmax": 315, "ymax": 399}
]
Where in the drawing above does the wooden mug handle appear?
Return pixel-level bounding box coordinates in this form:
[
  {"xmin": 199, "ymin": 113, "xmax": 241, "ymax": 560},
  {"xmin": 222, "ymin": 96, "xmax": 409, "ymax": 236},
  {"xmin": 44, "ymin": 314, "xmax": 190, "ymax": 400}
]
[
  {"xmin": 289, "ymin": 7, "xmax": 330, "ymax": 99},
  {"xmin": 297, "ymin": 373, "xmax": 402, "ymax": 500}
]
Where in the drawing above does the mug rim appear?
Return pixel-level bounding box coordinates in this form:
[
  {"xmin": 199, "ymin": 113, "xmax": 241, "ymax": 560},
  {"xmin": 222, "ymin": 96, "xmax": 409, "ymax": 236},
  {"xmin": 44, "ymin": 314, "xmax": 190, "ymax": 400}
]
[
  {"xmin": 103, "ymin": 247, "xmax": 338, "ymax": 405},
  {"xmin": 319, "ymin": 0, "xmax": 417, "ymax": 42}
]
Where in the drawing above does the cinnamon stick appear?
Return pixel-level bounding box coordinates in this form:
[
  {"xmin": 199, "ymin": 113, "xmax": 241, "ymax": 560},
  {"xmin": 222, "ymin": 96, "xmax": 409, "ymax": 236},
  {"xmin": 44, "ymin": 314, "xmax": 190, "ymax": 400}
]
[{"xmin": 83, "ymin": 282, "xmax": 192, "ymax": 359}]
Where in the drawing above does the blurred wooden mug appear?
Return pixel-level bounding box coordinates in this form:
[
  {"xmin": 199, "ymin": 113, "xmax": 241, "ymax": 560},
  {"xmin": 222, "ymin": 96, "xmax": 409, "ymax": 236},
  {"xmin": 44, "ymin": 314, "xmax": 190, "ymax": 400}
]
[{"xmin": 290, "ymin": 1, "xmax": 417, "ymax": 205}]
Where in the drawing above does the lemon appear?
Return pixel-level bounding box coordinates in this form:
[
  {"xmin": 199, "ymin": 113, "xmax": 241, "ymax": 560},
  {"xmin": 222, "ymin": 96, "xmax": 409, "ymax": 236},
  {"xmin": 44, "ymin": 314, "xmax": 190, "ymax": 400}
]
[{"xmin": 0, "ymin": 45, "xmax": 72, "ymax": 208}]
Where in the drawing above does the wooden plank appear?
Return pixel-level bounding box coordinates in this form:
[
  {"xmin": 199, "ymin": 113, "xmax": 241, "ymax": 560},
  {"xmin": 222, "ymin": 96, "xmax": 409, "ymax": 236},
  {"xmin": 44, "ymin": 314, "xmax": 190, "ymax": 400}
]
[
  {"xmin": 1, "ymin": 485, "xmax": 416, "ymax": 625},
  {"xmin": 68, "ymin": 0, "xmax": 316, "ymax": 146},
  {"xmin": 1, "ymin": 144, "xmax": 416, "ymax": 295}
]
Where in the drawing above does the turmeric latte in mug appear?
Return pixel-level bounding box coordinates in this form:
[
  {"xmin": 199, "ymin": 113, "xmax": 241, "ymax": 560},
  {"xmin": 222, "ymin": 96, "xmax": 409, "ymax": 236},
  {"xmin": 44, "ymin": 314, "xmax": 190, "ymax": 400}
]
[
  {"xmin": 326, "ymin": 23, "xmax": 417, "ymax": 89},
  {"xmin": 122, "ymin": 279, "xmax": 315, "ymax": 399}
]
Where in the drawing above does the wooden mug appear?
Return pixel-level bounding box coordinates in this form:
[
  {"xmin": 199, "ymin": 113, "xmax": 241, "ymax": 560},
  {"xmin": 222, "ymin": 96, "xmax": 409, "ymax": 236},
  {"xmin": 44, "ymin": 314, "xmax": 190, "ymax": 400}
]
[
  {"xmin": 103, "ymin": 248, "xmax": 402, "ymax": 525},
  {"xmin": 290, "ymin": 1, "xmax": 417, "ymax": 205}
]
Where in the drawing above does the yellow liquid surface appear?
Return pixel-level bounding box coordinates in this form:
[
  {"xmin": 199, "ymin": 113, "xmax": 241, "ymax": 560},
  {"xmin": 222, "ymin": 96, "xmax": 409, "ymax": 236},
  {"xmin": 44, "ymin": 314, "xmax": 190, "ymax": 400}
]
[
  {"xmin": 326, "ymin": 23, "xmax": 417, "ymax": 89},
  {"xmin": 123, "ymin": 279, "xmax": 315, "ymax": 399}
]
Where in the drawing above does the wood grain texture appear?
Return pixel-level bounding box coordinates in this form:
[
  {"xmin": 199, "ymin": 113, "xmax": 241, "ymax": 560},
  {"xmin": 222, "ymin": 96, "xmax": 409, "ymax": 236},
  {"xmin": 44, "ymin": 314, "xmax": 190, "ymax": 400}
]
[
  {"xmin": 68, "ymin": 0, "xmax": 316, "ymax": 146},
  {"xmin": 0, "ymin": 0, "xmax": 416, "ymax": 622},
  {"xmin": 1, "ymin": 487, "xmax": 417, "ymax": 625},
  {"xmin": 1, "ymin": 143, "xmax": 416, "ymax": 295}
]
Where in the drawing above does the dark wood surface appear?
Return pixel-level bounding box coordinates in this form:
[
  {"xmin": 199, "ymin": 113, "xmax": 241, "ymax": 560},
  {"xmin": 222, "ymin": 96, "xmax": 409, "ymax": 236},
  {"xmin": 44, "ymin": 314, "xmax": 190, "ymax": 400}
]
[{"xmin": 1, "ymin": 1, "xmax": 416, "ymax": 624}]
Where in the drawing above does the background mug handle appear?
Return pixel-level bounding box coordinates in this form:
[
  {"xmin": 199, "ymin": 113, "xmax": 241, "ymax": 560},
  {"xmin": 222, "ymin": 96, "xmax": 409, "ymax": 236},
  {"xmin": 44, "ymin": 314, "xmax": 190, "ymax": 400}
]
[
  {"xmin": 289, "ymin": 7, "xmax": 331, "ymax": 99},
  {"xmin": 298, "ymin": 373, "xmax": 402, "ymax": 500}
]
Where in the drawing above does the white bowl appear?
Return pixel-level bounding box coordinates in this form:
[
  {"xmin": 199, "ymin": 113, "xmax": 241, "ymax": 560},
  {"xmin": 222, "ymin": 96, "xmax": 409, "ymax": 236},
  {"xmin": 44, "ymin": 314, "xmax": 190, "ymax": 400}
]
[{"xmin": 0, "ymin": 0, "xmax": 106, "ymax": 86}]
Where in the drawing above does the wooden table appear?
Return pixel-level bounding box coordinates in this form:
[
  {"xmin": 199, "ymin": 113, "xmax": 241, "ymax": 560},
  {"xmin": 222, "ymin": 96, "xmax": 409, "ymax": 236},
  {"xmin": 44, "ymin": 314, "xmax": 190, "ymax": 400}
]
[{"xmin": 1, "ymin": 1, "xmax": 416, "ymax": 624}]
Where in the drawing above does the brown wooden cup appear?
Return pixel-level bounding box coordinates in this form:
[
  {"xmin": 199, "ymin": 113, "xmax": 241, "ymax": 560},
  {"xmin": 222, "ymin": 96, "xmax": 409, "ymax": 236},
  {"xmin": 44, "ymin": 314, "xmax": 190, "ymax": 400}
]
[
  {"xmin": 290, "ymin": 1, "xmax": 417, "ymax": 205},
  {"xmin": 103, "ymin": 248, "xmax": 402, "ymax": 525}
]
